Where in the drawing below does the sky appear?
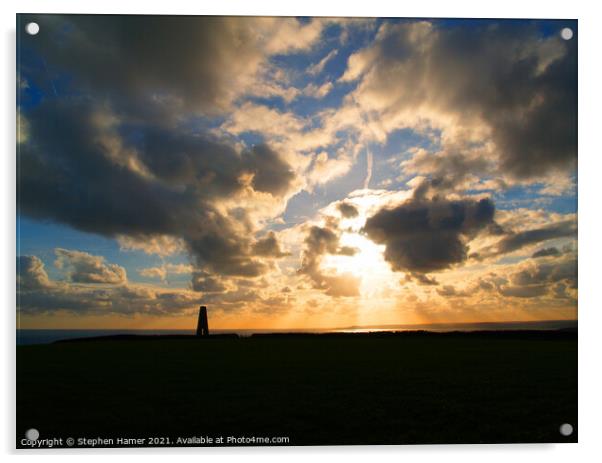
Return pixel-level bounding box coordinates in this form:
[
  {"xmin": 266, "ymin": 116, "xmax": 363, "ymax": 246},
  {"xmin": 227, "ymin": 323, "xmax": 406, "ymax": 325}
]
[{"xmin": 17, "ymin": 15, "xmax": 577, "ymax": 330}]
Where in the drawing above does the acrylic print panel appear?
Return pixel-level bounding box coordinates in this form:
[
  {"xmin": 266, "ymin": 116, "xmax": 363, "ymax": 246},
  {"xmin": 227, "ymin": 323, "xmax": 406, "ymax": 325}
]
[{"xmin": 16, "ymin": 14, "xmax": 577, "ymax": 448}]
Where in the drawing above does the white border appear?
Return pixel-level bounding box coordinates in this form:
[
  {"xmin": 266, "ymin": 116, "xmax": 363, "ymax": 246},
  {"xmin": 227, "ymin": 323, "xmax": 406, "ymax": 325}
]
[{"xmin": 3, "ymin": 1, "xmax": 602, "ymax": 462}]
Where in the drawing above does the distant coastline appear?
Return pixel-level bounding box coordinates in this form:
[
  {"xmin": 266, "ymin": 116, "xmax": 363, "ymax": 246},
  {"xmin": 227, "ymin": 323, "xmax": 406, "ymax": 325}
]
[{"xmin": 17, "ymin": 319, "xmax": 577, "ymax": 345}]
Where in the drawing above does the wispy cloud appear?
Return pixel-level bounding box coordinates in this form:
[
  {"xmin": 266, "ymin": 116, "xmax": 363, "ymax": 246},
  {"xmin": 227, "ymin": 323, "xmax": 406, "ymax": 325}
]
[{"xmin": 364, "ymin": 148, "xmax": 373, "ymax": 189}]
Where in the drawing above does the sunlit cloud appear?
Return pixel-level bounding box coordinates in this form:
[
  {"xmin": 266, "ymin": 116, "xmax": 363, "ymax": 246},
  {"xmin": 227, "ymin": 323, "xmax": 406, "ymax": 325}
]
[{"xmin": 17, "ymin": 16, "xmax": 577, "ymax": 328}]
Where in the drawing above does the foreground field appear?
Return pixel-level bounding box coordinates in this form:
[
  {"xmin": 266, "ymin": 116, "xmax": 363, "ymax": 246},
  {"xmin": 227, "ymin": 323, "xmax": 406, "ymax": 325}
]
[{"xmin": 17, "ymin": 332, "xmax": 577, "ymax": 447}]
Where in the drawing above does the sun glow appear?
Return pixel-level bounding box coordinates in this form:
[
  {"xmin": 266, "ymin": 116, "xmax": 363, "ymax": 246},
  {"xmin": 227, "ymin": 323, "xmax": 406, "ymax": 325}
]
[{"xmin": 322, "ymin": 231, "xmax": 393, "ymax": 297}]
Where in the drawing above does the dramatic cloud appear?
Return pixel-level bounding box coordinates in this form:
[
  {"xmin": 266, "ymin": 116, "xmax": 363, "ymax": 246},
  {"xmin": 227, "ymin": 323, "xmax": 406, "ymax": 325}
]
[
  {"xmin": 532, "ymin": 247, "xmax": 561, "ymax": 258},
  {"xmin": 343, "ymin": 20, "xmax": 577, "ymax": 180},
  {"xmin": 364, "ymin": 195, "xmax": 495, "ymax": 273},
  {"xmin": 299, "ymin": 225, "xmax": 360, "ymax": 297},
  {"xmin": 54, "ymin": 248, "xmax": 127, "ymax": 285},
  {"xmin": 20, "ymin": 15, "xmax": 329, "ymax": 116},
  {"xmin": 17, "ymin": 255, "xmax": 200, "ymax": 315},
  {"xmin": 16, "ymin": 17, "xmax": 578, "ymax": 326},
  {"xmin": 498, "ymin": 256, "xmax": 577, "ymax": 299},
  {"xmin": 191, "ymin": 271, "xmax": 228, "ymax": 293},
  {"xmin": 436, "ymin": 285, "xmax": 469, "ymax": 298},
  {"xmin": 243, "ymin": 145, "xmax": 296, "ymax": 197},
  {"xmin": 401, "ymin": 145, "xmax": 497, "ymax": 195},
  {"xmin": 474, "ymin": 220, "xmax": 576, "ymax": 260},
  {"xmin": 17, "ymin": 256, "xmax": 51, "ymax": 290},
  {"xmin": 429, "ymin": 250, "xmax": 576, "ymax": 308},
  {"xmin": 406, "ymin": 272, "xmax": 439, "ymax": 286},
  {"xmin": 252, "ymin": 231, "xmax": 290, "ymax": 258},
  {"xmin": 337, "ymin": 201, "xmax": 359, "ymax": 219},
  {"xmin": 18, "ymin": 100, "xmax": 297, "ymax": 277},
  {"xmin": 17, "ymin": 255, "xmax": 279, "ymax": 316}
]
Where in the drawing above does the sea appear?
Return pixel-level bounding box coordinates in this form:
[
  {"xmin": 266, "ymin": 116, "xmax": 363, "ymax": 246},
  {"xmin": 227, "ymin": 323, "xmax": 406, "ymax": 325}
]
[{"xmin": 16, "ymin": 320, "xmax": 577, "ymax": 345}]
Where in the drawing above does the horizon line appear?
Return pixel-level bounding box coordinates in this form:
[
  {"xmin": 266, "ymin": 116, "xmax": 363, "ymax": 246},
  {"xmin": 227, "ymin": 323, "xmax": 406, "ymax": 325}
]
[{"xmin": 17, "ymin": 319, "xmax": 578, "ymax": 331}]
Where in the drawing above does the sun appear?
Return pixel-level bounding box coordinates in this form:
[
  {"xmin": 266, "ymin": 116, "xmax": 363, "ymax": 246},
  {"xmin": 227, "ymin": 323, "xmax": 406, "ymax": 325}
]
[{"xmin": 322, "ymin": 231, "xmax": 393, "ymax": 297}]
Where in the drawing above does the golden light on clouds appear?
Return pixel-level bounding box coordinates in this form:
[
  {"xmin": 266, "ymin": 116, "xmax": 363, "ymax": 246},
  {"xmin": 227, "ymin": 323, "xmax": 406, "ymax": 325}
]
[
  {"xmin": 17, "ymin": 16, "xmax": 577, "ymax": 330},
  {"xmin": 322, "ymin": 232, "xmax": 391, "ymax": 295}
]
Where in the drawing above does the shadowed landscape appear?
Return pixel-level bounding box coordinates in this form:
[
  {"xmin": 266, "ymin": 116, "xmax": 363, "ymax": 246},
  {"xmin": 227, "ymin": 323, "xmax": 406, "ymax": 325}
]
[{"xmin": 17, "ymin": 330, "xmax": 577, "ymax": 447}]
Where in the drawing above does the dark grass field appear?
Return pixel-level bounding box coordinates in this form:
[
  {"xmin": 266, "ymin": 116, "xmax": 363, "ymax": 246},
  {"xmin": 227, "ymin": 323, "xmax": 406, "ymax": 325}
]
[{"xmin": 16, "ymin": 331, "xmax": 577, "ymax": 447}]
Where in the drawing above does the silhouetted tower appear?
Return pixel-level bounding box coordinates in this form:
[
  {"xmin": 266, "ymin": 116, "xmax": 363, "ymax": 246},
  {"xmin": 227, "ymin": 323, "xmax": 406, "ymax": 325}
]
[{"xmin": 196, "ymin": 305, "xmax": 209, "ymax": 337}]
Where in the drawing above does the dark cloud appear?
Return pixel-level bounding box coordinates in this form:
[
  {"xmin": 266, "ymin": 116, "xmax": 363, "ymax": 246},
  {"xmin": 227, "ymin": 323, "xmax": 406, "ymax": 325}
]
[
  {"xmin": 302, "ymin": 226, "xmax": 341, "ymax": 256},
  {"xmin": 436, "ymin": 285, "xmax": 470, "ymax": 297},
  {"xmin": 337, "ymin": 201, "xmax": 359, "ymax": 218},
  {"xmin": 135, "ymin": 125, "xmax": 295, "ymax": 198},
  {"xmin": 364, "ymin": 196, "xmax": 495, "ymax": 273},
  {"xmin": 252, "ymin": 231, "xmax": 291, "ymax": 258},
  {"xmin": 17, "ymin": 14, "xmax": 322, "ymax": 290},
  {"xmin": 404, "ymin": 149, "xmax": 496, "ymax": 195},
  {"xmin": 499, "ymin": 257, "xmax": 577, "ymax": 299},
  {"xmin": 457, "ymin": 255, "xmax": 577, "ymax": 300},
  {"xmin": 498, "ymin": 284, "xmax": 548, "ymax": 298},
  {"xmin": 186, "ymin": 233, "xmax": 269, "ymax": 278},
  {"xmin": 17, "ymin": 256, "xmax": 51, "ymax": 291},
  {"xmin": 54, "ymin": 248, "xmax": 127, "ymax": 285},
  {"xmin": 532, "ymin": 247, "xmax": 561, "ymax": 258},
  {"xmin": 406, "ymin": 272, "xmax": 439, "ymax": 286},
  {"xmin": 511, "ymin": 258, "xmax": 576, "ymax": 287},
  {"xmin": 191, "ymin": 271, "xmax": 228, "ymax": 293},
  {"xmin": 473, "ymin": 220, "xmax": 575, "ymax": 260},
  {"xmin": 244, "ymin": 146, "xmax": 296, "ymax": 197},
  {"xmin": 19, "ymin": 99, "xmax": 297, "ymax": 277},
  {"xmin": 299, "ymin": 225, "xmax": 360, "ymax": 297},
  {"xmin": 347, "ymin": 20, "xmax": 577, "ymax": 180},
  {"xmin": 19, "ymin": 15, "xmax": 326, "ymax": 116}
]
